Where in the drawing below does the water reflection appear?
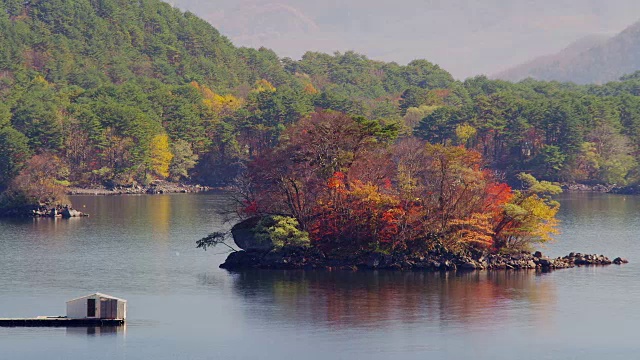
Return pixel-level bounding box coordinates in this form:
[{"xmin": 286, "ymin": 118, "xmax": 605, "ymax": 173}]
[
  {"xmin": 227, "ymin": 270, "xmax": 556, "ymax": 330},
  {"xmin": 66, "ymin": 325, "xmax": 126, "ymax": 337}
]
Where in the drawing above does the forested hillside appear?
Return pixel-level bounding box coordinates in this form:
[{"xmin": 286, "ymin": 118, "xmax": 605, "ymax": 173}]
[{"xmin": 2, "ymin": 0, "xmax": 640, "ymax": 209}]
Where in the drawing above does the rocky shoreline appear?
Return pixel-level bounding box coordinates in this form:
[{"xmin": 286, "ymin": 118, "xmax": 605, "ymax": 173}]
[
  {"xmin": 562, "ymin": 182, "xmax": 640, "ymax": 195},
  {"xmin": 1, "ymin": 204, "xmax": 88, "ymax": 218},
  {"xmin": 562, "ymin": 183, "xmax": 617, "ymax": 193},
  {"xmin": 67, "ymin": 180, "xmax": 214, "ymax": 195},
  {"xmin": 220, "ymin": 247, "xmax": 628, "ymax": 272}
]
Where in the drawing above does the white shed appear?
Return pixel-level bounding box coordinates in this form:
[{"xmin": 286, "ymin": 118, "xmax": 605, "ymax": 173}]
[{"xmin": 66, "ymin": 293, "xmax": 127, "ymax": 320}]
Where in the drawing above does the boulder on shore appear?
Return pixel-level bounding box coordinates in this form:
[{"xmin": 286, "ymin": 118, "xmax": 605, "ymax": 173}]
[
  {"xmin": 230, "ymin": 217, "xmax": 274, "ymax": 251},
  {"xmin": 61, "ymin": 208, "xmax": 87, "ymax": 218}
]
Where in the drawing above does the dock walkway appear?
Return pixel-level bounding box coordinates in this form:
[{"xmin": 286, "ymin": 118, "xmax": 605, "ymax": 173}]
[{"xmin": 0, "ymin": 317, "xmax": 125, "ymax": 327}]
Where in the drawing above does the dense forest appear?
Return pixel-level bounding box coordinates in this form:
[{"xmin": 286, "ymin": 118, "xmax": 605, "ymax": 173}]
[{"xmin": 2, "ymin": 0, "xmax": 640, "ymax": 210}]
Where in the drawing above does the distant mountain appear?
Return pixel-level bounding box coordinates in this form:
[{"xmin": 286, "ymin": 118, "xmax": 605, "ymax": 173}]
[
  {"xmin": 171, "ymin": 0, "xmax": 640, "ymax": 79},
  {"xmin": 494, "ymin": 35, "xmax": 610, "ymax": 82},
  {"xmin": 494, "ymin": 21, "xmax": 640, "ymax": 84}
]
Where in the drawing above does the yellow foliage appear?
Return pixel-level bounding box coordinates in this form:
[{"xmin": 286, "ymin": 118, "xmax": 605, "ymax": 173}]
[
  {"xmin": 349, "ymin": 181, "xmax": 398, "ymax": 207},
  {"xmin": 495, "ymin": 192, "xmax": 560, "ymax": 250},
  {"xmin": 517, "ymin": 193, "xmax": 560, "ymax": 243},
  {"xmin": 303, "ymin": 82, "xmax": 318, "ymax": 95},
  {"xmin": 455, "ymin": 124, "xmax": 477, "ymax": 145},
  {"xmin": 33, "ymin": 75, "xmax": 51, "ymax": 87},
  {"xmin": 253, "ymin": 79, "xmax": 276, "ymax": 93},
  {"xmin": 150, "ymin": 134, "xmax": 174, "ymax": 178},
  {"xmin": 396, "ymin": 163, "xmax": 419, "ymax": 196},
  {"xmin": 203, "ymin": 93, "xmax": 243, "ymax": 115},
  {"xmin": 190, "ymin": 81, "xmax": 243, "ymax": 118},
  {"xmin": 447, "ymin": 212, "xmax": 494, "ymax": 250}
]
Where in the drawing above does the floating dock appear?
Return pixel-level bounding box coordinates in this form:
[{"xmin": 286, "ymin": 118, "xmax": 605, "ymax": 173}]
[
  {"xmin": 0, "ymin": 316, "xmax": 124, "ymax": 327},
  {"xmin": 1, "ymin": 293, "xmax": 127, "ymax": 327}
]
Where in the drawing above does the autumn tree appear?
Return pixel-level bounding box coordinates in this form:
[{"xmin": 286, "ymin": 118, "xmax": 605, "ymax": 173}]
[
  {"xmin": 243, "ymin": 110, "xmax": 397, "ymax": 229},
  {"xmin": 150, "ymin": 133, "xmax": 174, "ymax": 179},
  {"xmin": 492, "ymin": 173, "xmax": 562, "ymax": 252},
  {"xmin": 309, "ymin": 177, "xmax": 401, "ymax": 252},
  {"xmin": 393, "ymin": 142, "xmax": 507, "ymax": 252},
  {"xmin": 243, "ymin": 113, "xmax": 537, "ymax": 255},
  {"xmin": 4, "ymin": 153, "xmax": 70, "ymax": 207}
]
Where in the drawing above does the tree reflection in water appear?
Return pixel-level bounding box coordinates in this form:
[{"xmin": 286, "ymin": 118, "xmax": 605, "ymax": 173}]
[{"xmin": 229, "ymin": 270, "xmax": 556, "ymax": 330}]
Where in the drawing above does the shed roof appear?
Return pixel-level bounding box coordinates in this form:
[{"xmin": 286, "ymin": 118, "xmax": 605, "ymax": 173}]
[{"xmin": 66, "ymin": 293, "xmax": 127, "ymax": 303}]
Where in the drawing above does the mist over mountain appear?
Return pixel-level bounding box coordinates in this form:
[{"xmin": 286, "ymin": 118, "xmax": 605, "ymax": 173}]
[
  {"xmin": 495, "ymin": 21, "xmax": 640, "ymax": 84},
  {"xmin": 169, "ymin": 0, "xmax": 640, "ymax": 79},
  {"xmin": 493, "ymin": 34, "xmax": 611, "ymax": 82}
]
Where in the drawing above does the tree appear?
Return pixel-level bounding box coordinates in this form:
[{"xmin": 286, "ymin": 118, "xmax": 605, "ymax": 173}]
[
  {"xmin": 0, "ymin": 126, "xmax": 32, "ymax": 189},
  {"xmin": 399, "ymin": 87, "xmax": 429, "ymax": 115},
  {"xmin": 406, "ymin": 143, "xmax": 507, "ymax": 252},
  {"xmin": 244, "ymin": 111, "xmax": 397, "ymax": 228},
  {"xmin": 169, "ymin": 139, "xmax": 198, "ymax": 181},
  {"xmin": 531, "ymin": 145, "xmax": 567, "ymax": 181},
  {"xmin": 243, "ymin": 114, "xmax": 531, "ymax": 255},
  {"xmin": 254, "ymin": 215, "xmax": 310, "ymax": 248},
  {"xmin": 586, "ymin": 122, "xmax": 637, "ymax": 184},
  {"xmin": 150, "ymin": 133, "xmax": 174, "ymax": 178},
  {"xmin": 402, "ymin": 105, "xmax": 439, "ymax": 133},
  {"xmin": 10, "ymin": 77, "xmax": 65, "ymax": 150},
  {"xmin": 309, "ymin": 177, "xmax": 407, "ymax": 252},
  {"xmin": 414, "ymin": 106, "xmax": 465, "ymax": 144},
  {"xmin": 492, "ymin": 173, "xmax": 561, "ymax": 252},
  {"xmin": 8, "ymin": 152, "xmax": 70, "ymax": 206}
]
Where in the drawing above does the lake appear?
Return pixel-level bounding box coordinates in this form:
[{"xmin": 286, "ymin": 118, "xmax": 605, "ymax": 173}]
[{"xmin": 0, "ymin": 192, "xmax": 638, "ymax": 359}]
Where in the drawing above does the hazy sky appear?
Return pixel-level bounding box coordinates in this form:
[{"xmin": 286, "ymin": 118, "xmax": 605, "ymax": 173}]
[{"xmin": 169, "ymin": 0, "xmax": 640, "ymax": 79}]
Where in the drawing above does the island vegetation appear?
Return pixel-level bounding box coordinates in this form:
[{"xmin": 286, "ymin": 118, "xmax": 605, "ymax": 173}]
[{"xmin": 197, "ymin": 111, "xmax": 602, "ymax": 270}]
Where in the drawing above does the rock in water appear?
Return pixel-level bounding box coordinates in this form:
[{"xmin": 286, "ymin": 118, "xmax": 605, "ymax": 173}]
[
  {"xmin": 614, "ymin": 257, "xmax": 629, "ymax": 265},
  {"xmin": 61, "ymin": 208, "xmax": 85, "ymax": 218}
]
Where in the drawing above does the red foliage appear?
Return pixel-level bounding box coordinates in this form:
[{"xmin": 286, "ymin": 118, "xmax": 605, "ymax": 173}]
[
  {"xmin": 243, "ymin": 111, "xmax": 520, "ymax": 254},
  {"xmin": 243, "ymin": 200, "xmax": 259, "ymax": 216},
  {"xmin": 328, "ymin": 171, "xmax": 346, "ymax": 190},
  {"xmin": 483, "ymin": 182, "xmax": 513, "ymax": 213}
]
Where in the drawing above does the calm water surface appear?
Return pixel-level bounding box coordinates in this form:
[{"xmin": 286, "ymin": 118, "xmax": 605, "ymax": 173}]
[{"xmin": 0, "ymin": 192, "xmax": 638, "ymax": 359}]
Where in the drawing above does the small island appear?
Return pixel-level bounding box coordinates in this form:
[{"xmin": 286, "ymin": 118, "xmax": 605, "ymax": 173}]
[{"xmin": 199, "ymin": 111, "xmax": 628, "ymax": 271}]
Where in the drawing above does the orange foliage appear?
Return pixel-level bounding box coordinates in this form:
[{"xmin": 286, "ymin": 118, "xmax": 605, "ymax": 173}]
[
  {"xmin": 244, "ymin": 112, "xmax": 545, "ymax": 254},
  {"xmin": 483, "ymin": 182, "xmax": 513, "ymax": 214},
  {"xmin": 309, "ymin": 180, "xmax": 405, "ymax": 252},
  {"xmin": 304, "ymin": 82, "xmax": 319, "ymax": 95},
  {"xmin": 327, "ymin": 171, "xmax": 346, "ymax": 190}
]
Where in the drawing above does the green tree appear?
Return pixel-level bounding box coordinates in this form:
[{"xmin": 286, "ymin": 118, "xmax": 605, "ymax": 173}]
[
  {"xmin": 169, "ymin": 139, "xmax": 198, "ymax": 181},
  {"xmin": 414, "ymin": 106, "xmax": 465, "ymax": 144},
  {"xmin": 0, "ymin": 126, "xmax": 32, "ymax": 189}
]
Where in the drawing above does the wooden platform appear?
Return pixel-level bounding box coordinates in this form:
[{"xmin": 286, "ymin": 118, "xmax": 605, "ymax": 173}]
[{"xmin": 0, "ymin": 317, "xmax": 125, "ymax": 327}]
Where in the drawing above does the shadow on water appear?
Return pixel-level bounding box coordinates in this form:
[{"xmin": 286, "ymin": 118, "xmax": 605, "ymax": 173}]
[{"xmin": 222, "ymin": 269, "xmax": 556, "ymax": 330}]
